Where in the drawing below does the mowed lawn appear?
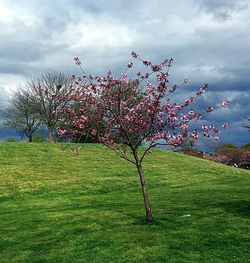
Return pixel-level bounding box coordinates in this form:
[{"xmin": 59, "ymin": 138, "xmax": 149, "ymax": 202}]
[{"xmin": 0, "ymin": 143, "xmax": 249, "ymax": 263}]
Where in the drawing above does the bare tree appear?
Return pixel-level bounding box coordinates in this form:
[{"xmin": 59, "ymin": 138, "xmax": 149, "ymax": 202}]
[
  {"xmin": 28, "ymin": 71, "xmax": 73, "ymax": 142},
  {"xmin": 3, "ymin": 87, "xmax": 41, "ymax": 142}
]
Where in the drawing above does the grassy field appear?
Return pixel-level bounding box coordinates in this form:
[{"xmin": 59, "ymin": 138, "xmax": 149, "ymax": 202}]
[{"xmin": 0, "ymin": 143, "xmax": 249, "ymax": 263}]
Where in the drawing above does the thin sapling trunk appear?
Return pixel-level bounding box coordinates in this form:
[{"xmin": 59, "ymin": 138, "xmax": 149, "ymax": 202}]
[{"xmin": 133, "ymin": 151, "xmax": 154, "ymax": 224}]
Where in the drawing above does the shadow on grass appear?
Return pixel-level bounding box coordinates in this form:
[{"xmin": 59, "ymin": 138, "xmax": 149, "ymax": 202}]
[{"xmin": 214, "ymin": 200, "xmax": 250, "ymax": 218}]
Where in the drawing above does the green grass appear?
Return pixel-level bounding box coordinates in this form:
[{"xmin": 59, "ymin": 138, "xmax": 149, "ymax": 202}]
[{"xmin": 0, "ymin": 143, "xmax": 249, "ymax": 263}]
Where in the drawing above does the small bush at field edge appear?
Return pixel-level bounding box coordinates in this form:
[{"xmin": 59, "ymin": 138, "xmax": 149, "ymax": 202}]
[
  {"xmin": 4, "ymin": 136, "xmax": 18, "ymax": 142},
  {"xmin": 32, "ymin": 133, "xmax": 47, "ymax": 142}
]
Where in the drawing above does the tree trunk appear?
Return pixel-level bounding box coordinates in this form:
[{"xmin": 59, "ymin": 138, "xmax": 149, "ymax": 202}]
[
  {"xmin": 28, "ymin": 135, "xmax": 32, "ymax": 142},
  {"xmin": 48, "ymin": 128, "xmax": 55, "ymax": 143},
  {"xmin": 136, "ymin": 163, "xmax": 154, "ymax": 224}
]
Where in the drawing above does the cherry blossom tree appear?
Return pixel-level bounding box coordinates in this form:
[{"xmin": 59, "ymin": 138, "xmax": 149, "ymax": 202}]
[{"xmin": 57, "ymin": 52, "xmax": 229, "ymax": 224}]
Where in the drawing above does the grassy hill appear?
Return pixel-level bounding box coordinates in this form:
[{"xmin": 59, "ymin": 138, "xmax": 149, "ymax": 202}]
[{"xmin": 0, "ymin": 143, "xmax": 249, "ymax": 263}]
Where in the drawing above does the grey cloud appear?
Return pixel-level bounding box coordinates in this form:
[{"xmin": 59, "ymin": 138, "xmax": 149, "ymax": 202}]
[
  {"xmin": 195, "ymin": 0, "xmax": 249, "ymax": 20},
  {"xmin": 0, "ymin": 0, "xmax": 249, "ymax": 146}
]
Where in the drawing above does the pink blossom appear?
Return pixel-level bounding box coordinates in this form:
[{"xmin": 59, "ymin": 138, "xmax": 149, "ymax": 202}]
[
  {"xmin": 180, "ymin": 123, "xmax": 188, "ymax": 131},
  {"xmin": 127, "ymin": 62, "xmax": 133, "ymax": 68},
  {"xmin": 188, "ymin": 110, "xmax": 195, "ymax": 117},
  {"xmin": 174, "ymin": 103, "xmax": 182, "ymax": 110},
  {"xmin": 206, "ymin": 107, "xmax": 214, "ymax": 113},
  {"xmin": 203, "ymin": 131, "xmax": 210, "ymax": 138},
  {"xmin": 191, "ymin": 130, "xmax": 199, "ymax": 139},
  {"xmin": 222, "ymin": 122, "xmax": 229, "ymax": 129},
  {"xmin": 184, "ymin": 97, "xmax": 194, "ymax": 106},
  {"xmin": 196, "ymin": 87, "xmax": 206, "ymax": 96},
  {"xmin": 131, "ymin": 51, "xmax": 138, "ymax": 58},
  {"xmin": 143, "ymin": 60, "xmax": 151, "ymax": 66},
  {"xmin": 91, "ymin": 129, "xmax": 97, "ymax": 137},
  {"xmin": 121, "ymin": 73, "xmax": 127, "ymax": 82},
  {"xmin": 180, "ymin": 114, "xmax": 189, "ymax": 122},
  {"xmin": 194, "ymin": 113, "xmax": 201, "ymax": 122},
  {"xmin": 57, "ymin": 129, "xmax": 66, "ymax": 136},
  {"xmin": 151, "ymin": 65, "xmax": 161, "ymax": 72},
  {"xmin": 202, "ymin": 125, "xmax": 208, "ymax": 131},
  {"xmin": 74, "ymin": 57, "xmax": 81, "ymax": 65},
  {"xmin": 221, "ymin": 100, "xmax": 229, "ymax": 108}
]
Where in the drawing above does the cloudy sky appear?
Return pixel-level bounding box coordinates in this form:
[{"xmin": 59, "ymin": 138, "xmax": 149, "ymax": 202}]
[{"xmin": 0, "ymin": 0, "xmax": 249, "ymax": 146}]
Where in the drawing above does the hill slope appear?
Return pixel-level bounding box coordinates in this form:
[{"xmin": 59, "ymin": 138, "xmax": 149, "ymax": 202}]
[{"xmin": 0, "ymin": 143, "xmax": 249, "ymax": 263}]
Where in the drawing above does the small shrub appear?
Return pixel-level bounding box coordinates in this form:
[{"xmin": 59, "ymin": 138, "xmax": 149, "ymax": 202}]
[
  {"xmin": 4, "ymin": 136, "xmax": 18, "ymax": 142},
  {"xmin": 215, "ymin": 144, "xmax": 243, "ymax": 165},
  {"xmin": 239, "ymin": 162, "xmax": 250, "ymax": 170},
  {"xmin": 240, "ymin": 151, "xmax": 250, "ymax": 162},
  {"xmin": 32, "ymin": 133, "xmax": 47, "ymax": 142},
  {"xmin": 214, "ymin": 155, "xmax": 232, "ymax": 164},
  {"xmin": 241, "ymin": 142, "xmax": 250, "ymax": 150}
]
